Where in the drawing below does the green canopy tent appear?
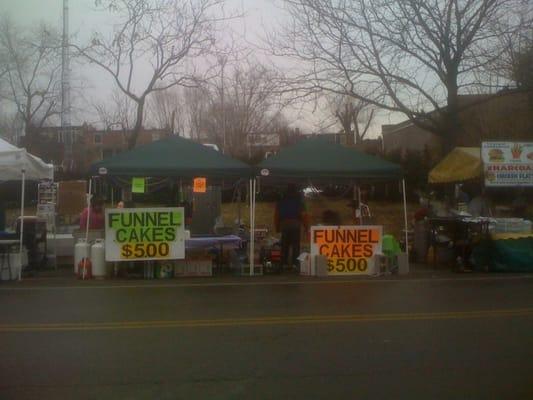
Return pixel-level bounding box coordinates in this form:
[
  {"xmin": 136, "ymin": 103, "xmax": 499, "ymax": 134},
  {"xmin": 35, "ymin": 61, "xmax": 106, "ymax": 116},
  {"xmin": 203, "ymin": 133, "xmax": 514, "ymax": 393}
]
[
  {"xmin": 256, "ymin": 136, "xmax": 402, "ymax": 181},
  {"xmin": 87, "ymin": 137, "xmax": 253, "ymax": 269},
  {"xmin": 89, "ymin": 135, "xmax": 252, "ymax": 220},
  {"xmin": 90, "ymin": 135, "xmax": 252, "ymax": 179},
  {"xmin": 248, "ymin": 137, "xmax": 405, "ymax": 274}
]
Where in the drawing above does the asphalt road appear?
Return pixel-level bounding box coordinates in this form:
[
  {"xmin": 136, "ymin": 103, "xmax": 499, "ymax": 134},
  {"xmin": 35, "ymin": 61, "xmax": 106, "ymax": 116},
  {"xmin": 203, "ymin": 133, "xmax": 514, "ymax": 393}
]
[{"xmin": 1, "ymin": 275, "xmax": 533, "ymax": 399}]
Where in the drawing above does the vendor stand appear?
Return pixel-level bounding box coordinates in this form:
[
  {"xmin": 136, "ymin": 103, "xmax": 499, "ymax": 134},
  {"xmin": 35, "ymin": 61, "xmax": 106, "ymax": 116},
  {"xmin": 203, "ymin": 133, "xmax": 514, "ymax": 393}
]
[
  {"xmin": 89, "ymin": 136, "xmax": 253, "ymax": 278},
  {"xmin": 254, "ymin": 136, "xmax": 405, "ymax": 276},
  {"xmin": 427, "ymin": 216, "xmax": 490, "ymax": 266},
  {"xmin": 474, "ymin": 142, "xmax": 533, "ymax": 271},
  {"xmin": 0, "ymin": 138, "xmax": 54, "ymax": 280},
  {"xmin": 426, "ymin": 142, "xmax": 533, "ymax": 271}
]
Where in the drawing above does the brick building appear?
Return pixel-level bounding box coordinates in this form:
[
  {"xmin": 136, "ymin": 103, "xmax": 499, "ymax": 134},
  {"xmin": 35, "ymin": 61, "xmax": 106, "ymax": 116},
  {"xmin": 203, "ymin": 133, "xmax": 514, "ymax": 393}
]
[
  {"xmin": 23, "ymin": 125, "xmax": 172, "ymax": 178},
  {"xmin": 381, "ymin": 90, "xmax": 532, "ymax": 160}
]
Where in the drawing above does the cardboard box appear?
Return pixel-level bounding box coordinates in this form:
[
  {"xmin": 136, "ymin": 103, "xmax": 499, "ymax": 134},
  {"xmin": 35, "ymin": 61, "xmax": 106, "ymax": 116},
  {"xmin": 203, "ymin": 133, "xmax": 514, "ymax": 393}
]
[
  {"xmin": 58, "ymin": 180, "xmax": 87, "ymax": 216},
  {"xmin": 314, "ymin": 255, "xmax": 328, "ymax": 277}
]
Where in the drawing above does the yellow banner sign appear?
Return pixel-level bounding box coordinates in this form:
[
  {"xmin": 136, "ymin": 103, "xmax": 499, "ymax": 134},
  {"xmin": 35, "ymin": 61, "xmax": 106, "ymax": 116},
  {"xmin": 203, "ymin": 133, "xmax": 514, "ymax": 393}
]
[
  {"xmin": 310, "ymin": 226, "xmax": 382, "ymax": 275},
  {"xmin": 105, "ymin": 207, "xmax": 185, "ymax": 262}
]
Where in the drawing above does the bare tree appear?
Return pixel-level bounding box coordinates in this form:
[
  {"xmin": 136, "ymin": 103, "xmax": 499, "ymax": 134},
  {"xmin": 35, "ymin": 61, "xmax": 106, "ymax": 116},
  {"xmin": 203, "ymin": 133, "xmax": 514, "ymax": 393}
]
[
  {"xmin": 183, "ymin": 86, "xmax": 210, "ymax": 140},
  {"xmin": 0, "ymin": 17, "xmax": 61, "ymax": 142},
  {"xmin": 271, "ymin": 0, "xmax": 530, "ymax": 150},
  {"xmin": 74, "ymin": 0, "xmax": 225, "ymax": 148},
  {"xmin": 93, "ymin": 88, "xmax": 136, "ymax": 131},
  {"xmin": 329, "ymin": 95, "xmax": 375, "ymax": 146},
  {"xmin": 147, "ymin": 86, "xmax": 184, "ymax": 134},
  {"xmin": 196, "ymin": 61, "xmax": 289, "ymax": 159},
  {"xmin": 0, "ymin": 112, "xmax": 23, "ymax": 142},
  {"xmin": 480, "ymin": 2, "xmax": 533, "ymax": 90},
  {"xmin": 512, "ymin": 44, "xmax": 533, "ymax": 90}
]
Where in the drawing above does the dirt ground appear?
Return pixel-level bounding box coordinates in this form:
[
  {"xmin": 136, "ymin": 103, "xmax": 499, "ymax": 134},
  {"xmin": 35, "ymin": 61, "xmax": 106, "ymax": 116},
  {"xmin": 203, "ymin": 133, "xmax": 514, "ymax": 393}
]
[{"xmin": 221, "ymin": 198, "xmax": 414, "ymax": 240}]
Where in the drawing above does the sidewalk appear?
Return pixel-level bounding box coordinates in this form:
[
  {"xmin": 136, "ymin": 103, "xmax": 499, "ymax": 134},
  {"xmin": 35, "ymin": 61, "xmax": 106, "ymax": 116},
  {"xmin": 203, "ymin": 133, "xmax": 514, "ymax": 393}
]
[{"xmin": 2, "ymin": 263, "xmax": 531, "ymax": 288}]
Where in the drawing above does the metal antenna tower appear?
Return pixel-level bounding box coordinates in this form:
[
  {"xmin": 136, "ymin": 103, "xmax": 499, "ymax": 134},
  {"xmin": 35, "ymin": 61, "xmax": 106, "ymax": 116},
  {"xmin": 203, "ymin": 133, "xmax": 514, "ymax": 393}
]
[{"xmin": 61, "ymin": 0, "xmax": 72, "ymax": 171}]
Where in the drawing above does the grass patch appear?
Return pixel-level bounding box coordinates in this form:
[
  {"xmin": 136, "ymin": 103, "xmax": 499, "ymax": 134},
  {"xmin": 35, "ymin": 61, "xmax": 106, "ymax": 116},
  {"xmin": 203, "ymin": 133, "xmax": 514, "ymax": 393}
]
[{"xmin": 222, "ymin": 198, "xmax": 414, "ymax": 240}]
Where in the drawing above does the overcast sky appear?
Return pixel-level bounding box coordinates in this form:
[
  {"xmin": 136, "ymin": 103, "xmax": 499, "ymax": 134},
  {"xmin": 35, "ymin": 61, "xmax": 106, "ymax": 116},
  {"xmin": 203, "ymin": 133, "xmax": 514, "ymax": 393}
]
[{"xmin": 1, "ymin": 0, "xmax": 399, "ymax": 136}]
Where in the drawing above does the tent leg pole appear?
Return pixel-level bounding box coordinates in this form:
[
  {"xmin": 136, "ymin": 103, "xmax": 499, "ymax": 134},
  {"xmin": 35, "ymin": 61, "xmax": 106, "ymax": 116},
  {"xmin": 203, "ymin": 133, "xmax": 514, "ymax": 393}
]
[
  {"xmin": 249, "ymin": 179, "xmax": 255, "ymax": 276},
  {"xmin": 237, "ymin": 184, "xmax": 241, "ymax": 226},
  {"xmin": 18, "ymin": 169, "xmax": 25, "ymax": 281},
  {"xmin": 402, "ymin": 179, "xmax": 409, "ymax": 257},
  {"xmin": 253, "ymin": 178, "xmax": 256, "ymax": 276},
  {"xmin": 83, "ymin": 178, "xmax": 93, "ymax": 280},
  {"xmin": 248, "ymin": 179, "xmax": 252, "ymax": 276},
  {"xmin": 253, "ymin": 178, "xmax": 256, "ymax": 275}
]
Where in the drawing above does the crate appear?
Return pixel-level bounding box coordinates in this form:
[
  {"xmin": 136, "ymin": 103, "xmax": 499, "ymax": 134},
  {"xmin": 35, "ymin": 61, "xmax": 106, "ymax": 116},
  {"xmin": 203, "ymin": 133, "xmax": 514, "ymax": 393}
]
[
  {"xmin": 253, "ymin": 228, "xmax": 268, "ymax": 242},
  {"xmin": 174, "ymin": 259, "xmax": 213, "ymax": 277},
  {"xmin": 234, "ymin": 264, "xmax": 263, "ymax": 276}
]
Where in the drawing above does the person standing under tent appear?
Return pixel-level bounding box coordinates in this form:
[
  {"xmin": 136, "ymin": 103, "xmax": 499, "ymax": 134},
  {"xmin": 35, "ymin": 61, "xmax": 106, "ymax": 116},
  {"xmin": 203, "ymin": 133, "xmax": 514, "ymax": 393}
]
[
  {"xmin": 79, "ymin": 196, "xmax": 105, "ymax": 230},
  {"xmin": 468, "ymin": 189, "xmax": 492, "ymax": 218},
  {"xmin": 274, "ymin": 184, "xmax": 309, "ymax": 272}
]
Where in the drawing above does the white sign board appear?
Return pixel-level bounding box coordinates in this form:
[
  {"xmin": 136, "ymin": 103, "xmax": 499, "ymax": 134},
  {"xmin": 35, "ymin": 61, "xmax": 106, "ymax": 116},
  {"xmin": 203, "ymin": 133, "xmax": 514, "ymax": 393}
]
[
  {"xmin": 105, "ymin": 207, "xmax": 185, "ymax": 262},
  {"xmin": 310, "ymin": 225, "xmax": 383, "ymax": 275},
  {"xmin": 482, "ymin": 142, "xmax": 533, "ymax": 187}
]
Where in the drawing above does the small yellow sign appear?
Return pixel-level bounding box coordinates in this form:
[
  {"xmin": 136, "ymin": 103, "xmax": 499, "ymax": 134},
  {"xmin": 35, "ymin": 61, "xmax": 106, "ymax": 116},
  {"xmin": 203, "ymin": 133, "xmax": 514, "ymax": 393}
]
[
  {"xmin": 132, "ymin": 177, "xmax": 145, "ymax": 193},
  {"xmin": 193, "ymin": 177, "xmax": 207, "ymax": 193},
  {"xmin": 120, "ymin": 242, "xmax": 171, "ymax": 259}
]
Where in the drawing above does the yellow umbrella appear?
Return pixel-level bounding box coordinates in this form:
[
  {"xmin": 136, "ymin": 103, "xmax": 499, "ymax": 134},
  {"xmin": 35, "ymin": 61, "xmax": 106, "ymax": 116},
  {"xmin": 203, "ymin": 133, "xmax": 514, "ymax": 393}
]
[{"xmin": 429, "ymin": 147, "xmax": 482, "ymax": 183}]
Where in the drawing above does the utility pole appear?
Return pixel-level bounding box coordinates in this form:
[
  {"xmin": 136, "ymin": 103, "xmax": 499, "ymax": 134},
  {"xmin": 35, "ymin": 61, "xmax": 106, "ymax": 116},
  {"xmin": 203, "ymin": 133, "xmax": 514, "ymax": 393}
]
[
  {"xmin": 218, "ymin": 55, "xmax": 227, "ymax": 154},
  {"xmin": 61, "ymin": 0, "xmax": 72, "ymax": 171}
]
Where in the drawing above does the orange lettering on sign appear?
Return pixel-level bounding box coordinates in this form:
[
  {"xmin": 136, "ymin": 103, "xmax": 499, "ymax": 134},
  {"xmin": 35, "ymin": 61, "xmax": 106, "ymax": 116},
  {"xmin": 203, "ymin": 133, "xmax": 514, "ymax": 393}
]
[
  {"xmin": 312, "ymin": 226, "xmax": 382, "ymax": 275},
  {"xmin": 313, "ymin": 228, "xmax": 380, "ymax": 246},
  {"xmin": 193, "ymin": 177, "xmax": 207, "ymax": 193}
]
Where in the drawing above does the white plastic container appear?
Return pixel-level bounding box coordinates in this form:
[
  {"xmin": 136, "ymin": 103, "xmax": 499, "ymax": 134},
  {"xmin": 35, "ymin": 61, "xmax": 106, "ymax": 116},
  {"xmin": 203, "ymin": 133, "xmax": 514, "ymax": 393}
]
[
  {"xmin": 74, "ymin": 239, "xmax": 91, "ymax": 274},
  {"xmin": 0, "ymin": 248, "xmax": 28, "ymax": 281},
  {"xmin": 91, "ymin": 239, "xmax": 106, "ymax": 278}
]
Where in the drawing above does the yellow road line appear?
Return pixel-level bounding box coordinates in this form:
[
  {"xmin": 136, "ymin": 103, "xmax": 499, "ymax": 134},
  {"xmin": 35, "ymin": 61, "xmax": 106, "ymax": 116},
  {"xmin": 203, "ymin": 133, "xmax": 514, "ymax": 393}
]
[{"xmin": 1, "ymin": 308, "xmax": 532, "ymax": 332}]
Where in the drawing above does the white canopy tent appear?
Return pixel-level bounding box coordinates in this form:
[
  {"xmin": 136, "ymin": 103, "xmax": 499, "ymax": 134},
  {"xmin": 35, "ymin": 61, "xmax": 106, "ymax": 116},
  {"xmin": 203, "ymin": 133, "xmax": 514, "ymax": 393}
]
[{"xmin": 0, "ymin": 138, "xmax": 54, "ymax": 279}]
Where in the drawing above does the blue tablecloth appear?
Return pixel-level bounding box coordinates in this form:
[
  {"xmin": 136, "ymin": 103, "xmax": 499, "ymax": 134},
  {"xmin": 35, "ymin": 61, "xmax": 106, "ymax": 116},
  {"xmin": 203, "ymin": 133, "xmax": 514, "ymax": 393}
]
[{"xmin": 185, "ymin": 235, "xmax": 242, "ymax": 250}]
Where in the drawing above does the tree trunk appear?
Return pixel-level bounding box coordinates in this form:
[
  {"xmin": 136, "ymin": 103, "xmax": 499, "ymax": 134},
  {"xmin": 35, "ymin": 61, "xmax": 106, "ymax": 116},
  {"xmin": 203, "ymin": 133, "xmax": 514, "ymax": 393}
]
[
  {"xmin": 443, "ymin": 72, "xmax": 461, "ymax": 154},
  {"xmin": 344, "ymin": 104, "xmax": 355, "ymax": 146},
  {"xmin": 354, "ymin": 122, "xmax": 361, "ymax": 146},
  {"xmin": 170, "ymin": 109, "xmax": 176, "ymax": 134},
  {"xmin": 128, "ymin": 99, "xmax": 145, "ymax": 149},
  {"xmin": 24, "ymin": 98, "xmax": 33, "ymax": 140}
]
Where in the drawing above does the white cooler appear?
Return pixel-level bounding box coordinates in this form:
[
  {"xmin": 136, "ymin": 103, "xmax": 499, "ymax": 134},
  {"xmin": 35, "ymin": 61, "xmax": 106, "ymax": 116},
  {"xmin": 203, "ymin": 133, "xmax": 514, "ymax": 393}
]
[{"xmin": 0, "ymin": 248, "xmax": 28, "ymax": 281}]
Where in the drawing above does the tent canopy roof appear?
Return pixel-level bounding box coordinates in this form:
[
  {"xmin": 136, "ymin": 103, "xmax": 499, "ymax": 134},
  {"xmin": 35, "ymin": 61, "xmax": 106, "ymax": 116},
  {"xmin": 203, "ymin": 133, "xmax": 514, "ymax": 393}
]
[
  {"xmin": 429, "ymin": 147, "xmax": 481, "ymax": 184},
  {"xmin": 90, "ymin": 136, "xmax": 252, "ymax": 178},
  {"xmin": 256, "ymin": 136, "xmax": 402, "ymax": 181},
  {"xmin": 0, "ymin": 137, "xmax": 54, "ymax": 181}
]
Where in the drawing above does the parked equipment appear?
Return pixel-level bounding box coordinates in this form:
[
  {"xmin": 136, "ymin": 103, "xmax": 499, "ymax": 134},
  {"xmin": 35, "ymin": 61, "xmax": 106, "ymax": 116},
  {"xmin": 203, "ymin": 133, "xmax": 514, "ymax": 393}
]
[{"xmin": 74, "ymin": 239, "xmax": 90, "ymax": 274}]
